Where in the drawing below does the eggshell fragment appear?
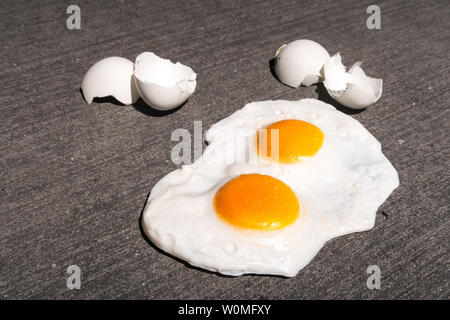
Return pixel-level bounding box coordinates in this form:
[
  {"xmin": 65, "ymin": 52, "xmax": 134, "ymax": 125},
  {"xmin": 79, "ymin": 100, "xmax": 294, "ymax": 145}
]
[
  {"xmin": 133, "ymin": 52, "xmax": 196, "ymax": 110},
  {"xmin": 323, "ymin": 53, "xmax": 382, "ymax": 109},
  {"xmin": 274, "ymin": 39, "xmax": 330, "ymax": 88},
  {"xmin": 322, "ymin": 53, "xmax": 352, "ymax": 95},
  {"xmin": 81, "ymin": 57, "xmax": 139, "ymax": 105}
]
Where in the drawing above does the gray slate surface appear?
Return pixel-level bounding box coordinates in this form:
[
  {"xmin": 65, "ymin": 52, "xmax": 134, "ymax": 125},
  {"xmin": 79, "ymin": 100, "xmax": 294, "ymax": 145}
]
[{"xmin": 0, "ymin": 0, "xmax": 449, "ymax": 299}]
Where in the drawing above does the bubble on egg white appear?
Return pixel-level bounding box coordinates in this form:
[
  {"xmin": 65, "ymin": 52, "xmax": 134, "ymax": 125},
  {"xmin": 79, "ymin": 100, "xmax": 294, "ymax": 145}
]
[{"xmin": 224, "ymin": 242, "xmax": 237, "ymax": 254}]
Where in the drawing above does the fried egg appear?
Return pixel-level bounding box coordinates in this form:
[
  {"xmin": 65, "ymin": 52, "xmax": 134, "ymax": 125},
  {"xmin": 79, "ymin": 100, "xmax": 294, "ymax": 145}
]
[{"xmin": 142, "ymin": 99, "xmax": 399, "ymax": 277}]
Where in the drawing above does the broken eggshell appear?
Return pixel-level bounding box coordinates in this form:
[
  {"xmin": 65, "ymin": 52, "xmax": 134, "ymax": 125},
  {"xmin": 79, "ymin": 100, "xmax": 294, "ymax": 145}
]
[
  {"xmin": 322, "ymin": 53, "xmax": 352, "ymax": 95},
  {"xmin": 274, "ymin": 39, "xmax": 330, "ymax": 88},
  {"xmin": 81, "ymin": 57, "xmax": 139, "ymax": 105},
  {"xmin": 322, "ymin": 53, "xmax": 383, "ymax": 109},
  {"xmin": 133, "ymin": 52, "xmax": 197, "ymax": 111}
]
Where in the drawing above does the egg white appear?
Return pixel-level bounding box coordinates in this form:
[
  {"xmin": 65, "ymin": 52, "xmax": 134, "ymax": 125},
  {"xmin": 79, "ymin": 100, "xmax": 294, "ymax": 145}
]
[{"xmin": 142, "ymin": 99, "xmax": 399, "ymax": 277}]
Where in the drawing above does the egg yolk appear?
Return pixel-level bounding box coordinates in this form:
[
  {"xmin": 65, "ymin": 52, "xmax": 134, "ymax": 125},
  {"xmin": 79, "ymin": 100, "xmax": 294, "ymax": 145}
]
[
  {"xmin": 213, "ymin": 174, "xmax": 300, "ymax": 230},
  {"xmin": 257, "ymin": 119, "xmax": 324, "ymax": 163}
]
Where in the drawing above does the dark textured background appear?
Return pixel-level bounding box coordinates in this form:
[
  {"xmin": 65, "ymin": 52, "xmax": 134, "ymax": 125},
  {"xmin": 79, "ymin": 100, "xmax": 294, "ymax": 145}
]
[{"xmin": 0, "ymin": 0, "xmax": 448, "ymax": 299}]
